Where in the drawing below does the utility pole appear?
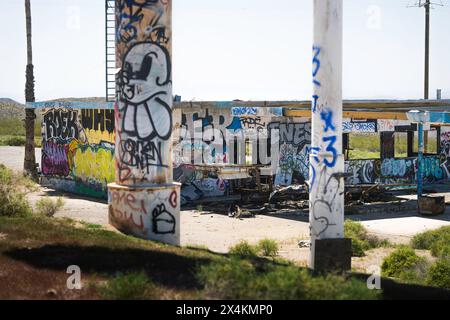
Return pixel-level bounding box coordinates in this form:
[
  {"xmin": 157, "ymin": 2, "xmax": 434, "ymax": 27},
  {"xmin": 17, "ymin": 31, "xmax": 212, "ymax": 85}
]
[
  {"xmin": 425, "ymin": 0, "xmax": 430, "ymax": 99},
  {"xmin": 408, "ymin": 0, "xmax": 444, "ymax": 99},
  {"xmin": 24, "ymin": 0, "xmax": 37, "ymax": 179},
  {"xmin": 309, "ymin": 0, "xmax": 351, "ymax": 272}
]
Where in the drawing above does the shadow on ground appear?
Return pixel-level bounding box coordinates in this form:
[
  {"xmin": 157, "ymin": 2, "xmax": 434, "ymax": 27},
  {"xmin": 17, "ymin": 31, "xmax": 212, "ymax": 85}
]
[{"xmin": 5, "ymin": 245, "xmax": 212, "ymax": 290}]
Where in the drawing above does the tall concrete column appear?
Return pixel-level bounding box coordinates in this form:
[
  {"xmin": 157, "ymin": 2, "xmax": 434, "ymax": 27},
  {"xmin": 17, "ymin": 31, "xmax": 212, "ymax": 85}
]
[
  {"xmin": 309, "ymin": 0, "xmax": 350, "ymax": 271},
  {"xmin": 108, "ymin": 0, "xmax": 180, "ymax": 245}
]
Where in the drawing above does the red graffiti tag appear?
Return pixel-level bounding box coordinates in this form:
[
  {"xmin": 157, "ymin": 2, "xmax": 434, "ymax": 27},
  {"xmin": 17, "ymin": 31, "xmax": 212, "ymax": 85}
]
[
  {"xmin": 169, "ymin": 190, "xmax": 177, "ymax": 208},
  {"xmin": 111, "ymin": 191, "xmax": 147, "ymax": 214},
  {"xmin": 112, "ymin": 209, "xmax": 146, "ymax": 232}
]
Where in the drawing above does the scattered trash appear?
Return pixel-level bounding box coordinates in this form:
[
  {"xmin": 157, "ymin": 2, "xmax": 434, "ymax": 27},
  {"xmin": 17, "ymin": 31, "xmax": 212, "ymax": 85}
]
[
  {"xmin": 298, "ymin": 240, "xmax": 310, "ymax": 248},
  {"xmin": 46, "ymin": 289, "xmax": 58, "ymax": 297},
  {"xmin": 228, "ymin": 203, "xmax": 241, "ymax": 218}
]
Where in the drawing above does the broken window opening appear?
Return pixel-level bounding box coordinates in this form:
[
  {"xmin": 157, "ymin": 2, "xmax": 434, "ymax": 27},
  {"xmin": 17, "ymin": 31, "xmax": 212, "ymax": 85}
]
[{"xmin": 347, "ymin": 132, "xmax": 381, "ymax": 160}]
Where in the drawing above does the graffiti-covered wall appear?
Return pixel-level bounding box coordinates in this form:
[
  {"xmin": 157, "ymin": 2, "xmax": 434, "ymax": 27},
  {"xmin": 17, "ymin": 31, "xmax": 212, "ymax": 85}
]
[
  {"xmin": 41, "ymin": 107, "xmax": 115, "ymax": 198},
  {"xmin": 39, "ymin": 104, "xmax": 450, "ymax": 200}
]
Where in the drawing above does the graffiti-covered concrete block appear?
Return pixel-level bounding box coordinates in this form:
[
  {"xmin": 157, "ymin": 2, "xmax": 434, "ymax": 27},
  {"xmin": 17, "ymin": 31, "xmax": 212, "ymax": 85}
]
[{"xmin": 108, "ymin": 183, "xmax": 181, "ymax": 245}]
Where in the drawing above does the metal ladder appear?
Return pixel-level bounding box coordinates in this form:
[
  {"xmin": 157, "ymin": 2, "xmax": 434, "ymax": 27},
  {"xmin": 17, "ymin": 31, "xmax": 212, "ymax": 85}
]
[{"xmin": 105, "ymin": 0, "xmax": 116, "ymax": 102}]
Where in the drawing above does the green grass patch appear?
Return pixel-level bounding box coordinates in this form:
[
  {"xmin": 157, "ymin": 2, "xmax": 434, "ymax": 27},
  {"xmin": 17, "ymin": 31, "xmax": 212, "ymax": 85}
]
[
  {"xmin": 345, "ymin": 220, "xmax": 390, "ymax": 257},
  {"xmin": 0, "ymin": 135, "xmax": 42, "ymax": 147},
  {"xmin": 197, "ymin": 258, "xmax": 380, "ymax": 300},
  {"xmin": 381, "ymin": 246, "xmax": 429, "ymax": 284},
  {"xmin": 229, "ymin": 241, "xmax": 259, "ymax": 258},
  {"xmin": 99, "ymin": 271, "xmax": 158, "ymax": 300},
  {"xmin": 411, "ymin": 226, "xmax": 450, "ymax": 258},
  {"xmin": 257, "ymin": 239, "xmax": 279, "ymax": 258},
  {"xmin": 426, "ymin": 258, "xmax": 450, "ymax": 289},
  {"xmin": 0, "ymin": 118, "xmax": 41, "ymax": 137}
]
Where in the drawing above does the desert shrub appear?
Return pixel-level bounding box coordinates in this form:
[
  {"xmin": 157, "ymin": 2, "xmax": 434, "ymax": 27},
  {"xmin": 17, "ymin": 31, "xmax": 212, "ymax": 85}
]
[
  {"xmin": 0, "ymin": 165, "xmax": 32, "ymax": 217},
  {"xmin": 345, "ymin": 220, "xmax": 389, "ymax": 257},
  {"xmin": 426, "ymin": 258, "xmax": 450, "ymax": 289},
  {"xmin": 258, "ymin": 239, "xmax": 279, "ymax": 257},
  {"xmin": 0, "ymin": 164, "xmax": 14, "ymax": 184},
  {"xmin": 4, "ymin": 136, "xmax": 26, "ymax": 146},
  {"xmin": 0, "ymin": 164, "xmax": 37, "ymax": 190},
  {"xmin": 411, "ymin": 226, "xmax": 450, "ymax": 252},
  {"xmin": 0, "ymin": 184, "xmax": 32, "ymax": 217},
  {"xmin": 35, "ymin": 197, "xmax": 65, "ymax": 217},
  {"xmin": 381, "ymin": 246, "xmax": 428, "ymax": 283},
  {"xmin": 430, "ymin": 241, "xmax": 450, "ymax": 259},
  {"xmin": 197, "ymin": 258, "xmax": 380, "ymax": 300},
  {"xmin": 229, "ymin": 241, "xmax": 258, "ymax": 258},
  {"xmin": 99, "ymin": 272, "xmax": 157, "ymax": 300}
]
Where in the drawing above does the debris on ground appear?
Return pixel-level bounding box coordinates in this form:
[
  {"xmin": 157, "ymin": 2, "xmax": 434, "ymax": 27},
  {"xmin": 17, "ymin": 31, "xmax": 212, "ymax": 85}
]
[{"xmin": 298, "ymin": 240, "xmax": 311, "ymax": 248}]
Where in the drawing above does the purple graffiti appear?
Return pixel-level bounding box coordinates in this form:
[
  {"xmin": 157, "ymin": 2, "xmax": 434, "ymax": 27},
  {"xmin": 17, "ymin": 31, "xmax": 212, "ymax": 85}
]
[{"xmin": 42, "ymin": 141, "xmax": 70, "ymax": 176}]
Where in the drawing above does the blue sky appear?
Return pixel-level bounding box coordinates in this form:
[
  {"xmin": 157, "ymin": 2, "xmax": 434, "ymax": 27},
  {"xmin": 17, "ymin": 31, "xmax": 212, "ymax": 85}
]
[{"xmin": 1, "ymin": 0, "xmax": 449, "ymax": 103}]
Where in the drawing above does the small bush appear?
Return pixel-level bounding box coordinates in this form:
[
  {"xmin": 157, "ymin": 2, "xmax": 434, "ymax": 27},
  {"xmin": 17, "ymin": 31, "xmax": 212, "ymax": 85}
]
[
  {"xmin": 0, "ymin": 164, "xmax": 14, "ymax": 184},
  {"xmin": 229, "ymin": 241, "xmax": 258, "ymax": 258},
  {"xmin": 4, "ymin": 136, "xmax": 26, "ymax": 146},
  {"xmin": 0, "ymin": 165, "xmax": 32, "ymax": 217},
  {"xmin": 0, "ymin": 184, "xmax": 32, "ymax": 217},
  {"xmin": 0, "ymin": 164, "xmax": 37, "ymax": 190},
  {"xmin": 430, "ymin": 241, "xmax": 450, "ymax": 259},
  {"xmin": 411, "ymin": 226, "xmax": 450, "ymax": 252},
  {"xmin": 426, "ymin": 258, "xmax": 450, "ymax": 289},
  {"xmin": 99, "ymin": 272, "xmax": 157, "ymax": 300},
  {"xmin": 345, "ymin": 220, "xmax": 389, "ymax": 257},
  {"xmin": 381, "ymin": 246, "xmax": 428, "ymax": 282},
  {"xmin": 35, "ymin": 197, "xmax": 65, "ymax": 217},
  {"xmin": 197, "ymin": 258, "xmax": 380, "ymax": 300},
  {"xmin": 258, "ymin": 239, "xmax": 279, "ymax": 257}
]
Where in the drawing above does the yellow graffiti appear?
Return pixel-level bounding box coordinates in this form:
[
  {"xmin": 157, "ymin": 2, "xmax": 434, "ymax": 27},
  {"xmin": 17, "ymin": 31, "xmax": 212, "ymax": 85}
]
[
  {"xmin": 67, "ymin": 139, "xmax": 79, "ymax": 171},
  {"xmin": 73, "ymin": 146, "xmax": 115, "ymax": 184},
  {"xmin": 85, "ymin": 129, "xmax": 114, "ymax": 145}
]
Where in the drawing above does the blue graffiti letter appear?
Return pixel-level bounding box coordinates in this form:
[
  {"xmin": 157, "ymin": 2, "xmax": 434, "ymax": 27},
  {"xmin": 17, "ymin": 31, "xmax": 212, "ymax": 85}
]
[
  {"xmin": 323, "ymin": 136, "xmax": 337, "ymax": 168},
  {"xmin": 320, "ymin": 109, "xmax": 336, "ymax": 132}
]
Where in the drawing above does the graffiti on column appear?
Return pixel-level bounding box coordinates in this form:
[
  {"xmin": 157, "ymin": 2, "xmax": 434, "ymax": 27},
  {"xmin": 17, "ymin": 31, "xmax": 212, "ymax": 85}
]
[
  {"xmin": 308, "ymin": 43, "xmax": 345, "ymax": 239},
  {"xmin": 109, "ymin": 186, "xmax": 179, "ymax": 239},
  {"xmin": 115, "ymin": 0, "xmax": 173, "ymax": 184}
]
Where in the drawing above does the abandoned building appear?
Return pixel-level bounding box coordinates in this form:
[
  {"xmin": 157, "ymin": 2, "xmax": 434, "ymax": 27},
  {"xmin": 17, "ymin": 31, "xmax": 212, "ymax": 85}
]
[{"xmin": 34, "ymin": 99, "xmax": 450, "ymax": 205}]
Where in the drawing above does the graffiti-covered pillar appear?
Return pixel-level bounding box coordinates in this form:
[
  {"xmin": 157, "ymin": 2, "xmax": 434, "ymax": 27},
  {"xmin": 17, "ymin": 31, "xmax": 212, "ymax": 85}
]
[
  {"xmin": 108, "ymin": 0, "xmax": 180, "ymax": 245},
  {"xmin": 309, "ymin": 0, "xmax": 351, "ymax": 271}
]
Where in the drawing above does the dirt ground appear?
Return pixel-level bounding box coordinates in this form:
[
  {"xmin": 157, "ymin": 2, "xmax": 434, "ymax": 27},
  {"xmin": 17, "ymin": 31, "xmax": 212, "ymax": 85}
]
[{"xmin": 2, "ymin": 146, "xmax": 450, "ymax": 273}]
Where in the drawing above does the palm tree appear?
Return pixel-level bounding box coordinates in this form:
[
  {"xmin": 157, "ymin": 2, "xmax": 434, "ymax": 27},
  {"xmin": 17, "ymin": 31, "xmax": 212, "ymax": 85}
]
[{"xmin": 24, "ymin": 0, "xmax": 37, "ymax": 179}]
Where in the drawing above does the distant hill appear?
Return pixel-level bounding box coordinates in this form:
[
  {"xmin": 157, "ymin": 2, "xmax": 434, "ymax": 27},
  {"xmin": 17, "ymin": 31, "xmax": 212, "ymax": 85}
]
[
  {"xmin": 0, "ymin": 98, "xmax": 21, "ymax": 105},
  {"xmin": 0, "ymin": 97, "xmax": 108, "ymax": 120},
  {"xmin": 0, "ymin": 98, "xmax": 25, "ymax": 119}
]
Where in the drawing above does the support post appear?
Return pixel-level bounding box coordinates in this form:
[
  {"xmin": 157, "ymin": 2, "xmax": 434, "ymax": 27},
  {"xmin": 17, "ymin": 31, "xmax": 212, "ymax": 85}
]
[
  {"xmin": 417, "ymin": 123, "xmax": 424, "ymax": 198},
  {"xmin": 108, "ymin": 0, "xmax": 180, "ymax": 245},
  {"xmin": 309, "ymin": 0, "xmax": 351, "ymax": 272},
  {"xmin": 424, "ymin": 1, "xmax": 430, "ymax": 100}
]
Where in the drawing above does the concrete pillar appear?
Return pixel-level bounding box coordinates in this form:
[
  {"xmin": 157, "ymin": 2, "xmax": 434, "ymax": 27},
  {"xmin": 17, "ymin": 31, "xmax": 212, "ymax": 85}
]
[
  {"xmin": 108, "ymin": 0, "xmax": 180, "ymax": 245},
  {"xmin": 417, "ymin": 123, "xmax": 424, "ymax": 197},
  {"xmin": 309, "ymin": 0, "xmax": 351, "ymax": 271}
]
